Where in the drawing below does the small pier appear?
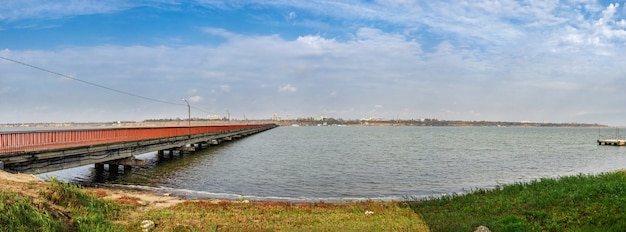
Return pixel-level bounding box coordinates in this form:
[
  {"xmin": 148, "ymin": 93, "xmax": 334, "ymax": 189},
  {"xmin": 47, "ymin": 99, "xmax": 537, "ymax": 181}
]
[
  {"xmin": 597, "ymin": 128, "xmax": 625, "ymax": 146},
  {"xmin": 597, "ymin": 139, "xmax": 626, "ymax": 146}
]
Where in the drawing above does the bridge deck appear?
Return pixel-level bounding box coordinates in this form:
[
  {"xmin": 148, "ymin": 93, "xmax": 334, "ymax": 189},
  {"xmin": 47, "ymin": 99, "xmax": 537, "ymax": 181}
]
[
  {"xmin": 0, "ymin": 124, "xmax": 277, "ymax": 173},
  {"xmin": 0, "ymin": 124, "xmax": 272, "ymax": 155}
]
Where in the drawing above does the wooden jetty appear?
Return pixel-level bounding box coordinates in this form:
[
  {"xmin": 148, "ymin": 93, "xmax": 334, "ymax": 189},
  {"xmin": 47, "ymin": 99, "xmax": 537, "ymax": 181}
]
[
  {"xmin": 597, "ymin": 139, "xmax": 626, "ymax": 146},
  {"xmin": 597, "ymin": 128, "xmax": 625, "ymax": 146}
]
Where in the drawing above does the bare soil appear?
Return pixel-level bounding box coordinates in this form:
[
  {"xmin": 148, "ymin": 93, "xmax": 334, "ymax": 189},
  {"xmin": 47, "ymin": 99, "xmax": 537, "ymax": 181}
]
[{"xmin": 0, "ymin": 170, "xmax": 185, "ymax": 210}]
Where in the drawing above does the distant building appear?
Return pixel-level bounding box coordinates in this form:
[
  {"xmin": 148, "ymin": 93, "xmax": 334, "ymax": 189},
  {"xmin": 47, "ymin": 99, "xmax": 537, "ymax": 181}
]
[
  {"xmin": 369, "ymin": 117, "xmax": 382, "ymax": 121},
  {"xmin": 207, "ymin": 115, "xmax": 222, "ymax": 120}
]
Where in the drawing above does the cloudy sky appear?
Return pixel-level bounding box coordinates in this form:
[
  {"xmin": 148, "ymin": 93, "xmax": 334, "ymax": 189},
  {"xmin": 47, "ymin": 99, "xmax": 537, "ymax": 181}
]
[{"xmin": 1, "ymin": 1, "xmax": 626, "ymax": 125}]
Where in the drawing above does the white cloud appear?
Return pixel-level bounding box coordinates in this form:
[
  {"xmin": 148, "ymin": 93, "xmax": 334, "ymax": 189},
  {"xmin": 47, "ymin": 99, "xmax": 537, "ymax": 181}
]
[
  {"xmin": 3, "ymin": 1, "xmax": 626, "ymax": 125},
  {"xmin": 3, "ymin": 23, "xmax": 625, "ymax": 123},
  {"xmin": 220, "ymin": 84, "xmax": 230, "ymax": 92},
  {"xmin": 189, "ymin": 96, "xmax": 203, "ymax": 103},
  {"xmin": 287, "ymin": 11, "xmax": 296, "ymax": 21},
  {"xmin": 0, "ymin": 86, "xmax": 15, "ymax": 95},
  {"xmin": 278, "ymin": 84, "xmax": 297, "ymax": 93},
  {"xmin": 202, "ymin": 27, "xmax": 240, "ymax": 39},
  {"xmin": 34, "ymin": 105, "xmax": 49, "ymax": 111},
  {"xmin": 0, "ymin": 0, "xmax": 135, "ymax": 21}
]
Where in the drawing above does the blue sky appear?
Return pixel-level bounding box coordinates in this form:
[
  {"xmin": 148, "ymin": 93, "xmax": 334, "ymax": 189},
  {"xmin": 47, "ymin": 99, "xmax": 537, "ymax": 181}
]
[{"xmin": 1, "ymin": 0, "xmax": 626, "ymax": 125}]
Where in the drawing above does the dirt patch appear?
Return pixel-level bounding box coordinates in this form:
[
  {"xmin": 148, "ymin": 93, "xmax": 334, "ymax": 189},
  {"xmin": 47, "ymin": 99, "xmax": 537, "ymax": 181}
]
[
  {"xmin": 84, "ymin": 186, "xmax": 185, "ymax": 210},
  {"xmin": 0, "ymin": 170, "xmax": 47, "ymax": 198},
  {"xmin": 0, "ymin": 170, "xmax": 184, "ymax": 211}
]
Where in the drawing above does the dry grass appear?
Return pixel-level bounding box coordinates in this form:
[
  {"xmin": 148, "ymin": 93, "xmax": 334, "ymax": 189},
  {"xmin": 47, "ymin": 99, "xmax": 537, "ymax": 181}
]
[
  {"xmin": 0, "ymin": 171, "xmax": 429, "ymax": 231},
  {"xmin": 131, "ymin": 200, "xmax": 429, "ymax": 231}
]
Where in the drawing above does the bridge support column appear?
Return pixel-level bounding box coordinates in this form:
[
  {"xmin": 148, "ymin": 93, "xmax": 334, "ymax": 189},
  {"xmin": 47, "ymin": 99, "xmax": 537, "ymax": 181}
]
[
  {"xmin": 124, "ymin": 165, "xmax": 132, "ymax": 173},
  {"xmin": 109, "ymin": 164, "xmax": 119, "ymax": 175},
  {"xmin": 157, "ymin": 150, "xmax": 165, "ymax": 159},
  {"xmin": 95, "ymin": 163, "xmax": 104, "ymax": 173}
]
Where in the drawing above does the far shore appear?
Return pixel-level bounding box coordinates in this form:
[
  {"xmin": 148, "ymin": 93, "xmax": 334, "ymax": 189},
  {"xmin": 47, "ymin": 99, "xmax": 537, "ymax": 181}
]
[{"xmin": 0, "ymin": 118, "xmax": 608, "ymax": 129}]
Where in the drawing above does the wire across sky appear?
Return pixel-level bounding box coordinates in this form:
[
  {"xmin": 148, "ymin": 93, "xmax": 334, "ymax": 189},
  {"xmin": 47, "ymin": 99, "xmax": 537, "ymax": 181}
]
[{"xmin": 0, "ymin": 55, "xmax": 213, "ymax": 115}]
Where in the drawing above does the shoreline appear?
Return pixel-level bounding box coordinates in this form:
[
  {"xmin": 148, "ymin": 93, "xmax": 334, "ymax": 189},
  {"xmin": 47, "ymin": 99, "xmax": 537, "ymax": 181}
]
[
  {"xmin": 1, "ymin": 170, "xmax": 397, "ymax": 207},
  {"xmin": 0, "ymin": 170, "xmax": 429, "ymax": 231},
  {"xmin": 92, "ymin": 183, "xmax": 404, "ymax": 203},
  {"xmin": 6, "ymin": 169, "xmax": 626, "ymax": 231}
]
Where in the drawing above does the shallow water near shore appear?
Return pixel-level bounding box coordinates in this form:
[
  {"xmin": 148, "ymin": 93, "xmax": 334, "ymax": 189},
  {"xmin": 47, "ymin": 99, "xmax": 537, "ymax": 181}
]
[{"xmin": 44, "ymin": 126, "xmax": 626, "ymax": 202}]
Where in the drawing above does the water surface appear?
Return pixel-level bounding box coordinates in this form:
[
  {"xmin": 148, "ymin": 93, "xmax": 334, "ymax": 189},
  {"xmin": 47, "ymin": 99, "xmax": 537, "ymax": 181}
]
[{"xmin": 46, "ymin": 126, "xmax": 626, "ymax": 201}]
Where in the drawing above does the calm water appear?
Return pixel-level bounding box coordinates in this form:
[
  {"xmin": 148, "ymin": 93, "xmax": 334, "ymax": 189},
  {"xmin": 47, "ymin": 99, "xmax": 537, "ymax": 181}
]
[{"xmin": 46, "ymin": 126, "xmax": 626, "ymax": 202}]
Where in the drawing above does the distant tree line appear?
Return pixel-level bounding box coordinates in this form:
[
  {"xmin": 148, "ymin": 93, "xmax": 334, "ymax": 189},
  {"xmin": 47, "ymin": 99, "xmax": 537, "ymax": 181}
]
[{"xmin": 275, "ymin": 117, "xmax": 606, "ymax": 127}]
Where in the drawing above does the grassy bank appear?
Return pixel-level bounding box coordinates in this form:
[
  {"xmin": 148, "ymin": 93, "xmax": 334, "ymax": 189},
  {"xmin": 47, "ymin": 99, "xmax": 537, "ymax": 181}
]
[
  {"xmin": 406, "ymin": 171, "xmax": 626, "ymax": 231},
  {"xmin": 0, "ymin": 177, "xmax": 427, "ymax": 231},
  {"xmin": 135, "ymin": 200, "xmax": 426, "ymax": 231},
  {"xmin": 4, "ymin": 171, "xmax": 626, "ymax": 231},
  {"xmin": 1, "ymin": 178, "xmax": 127, "ymax": 231}
]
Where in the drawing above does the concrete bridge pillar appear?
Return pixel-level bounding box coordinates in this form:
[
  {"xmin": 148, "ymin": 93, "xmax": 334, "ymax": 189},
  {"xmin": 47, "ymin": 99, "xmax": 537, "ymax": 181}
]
[
  {"xmin": 109, "ymin": 164, "xmax": 119, "ymax": 175},
  {"xmin": 124, "ymin": 165, "xmax": 132, "ymax": 173},
  {"xmin": 158, "ymin": 150, "xmax": 171, "ymax": 160},
  {"xmin": 95, "ymin": 163, "xmax": 105, "ymax": 173},
  {"xmin": 157, "ymin": 150, "xmax": 165, "ymax": 159}
]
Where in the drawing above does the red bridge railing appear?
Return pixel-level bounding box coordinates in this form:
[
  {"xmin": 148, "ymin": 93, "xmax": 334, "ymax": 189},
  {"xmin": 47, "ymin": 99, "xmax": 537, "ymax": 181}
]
[{"xmin": 0, "ymin": 124, "xmax": 274, "ymax": 155}]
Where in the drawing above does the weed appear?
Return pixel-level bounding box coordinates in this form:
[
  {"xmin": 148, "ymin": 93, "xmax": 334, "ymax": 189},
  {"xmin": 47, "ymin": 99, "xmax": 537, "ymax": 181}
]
[
  {"xmin": 115, "ymin": 195, "xmax": 142, "ymax": 206},
  {"xmin": 41, "ymin": 177, "xmax": 125, "ymax": 231},
  {"xmin": 137, "ymin": 200, "xmax": 428, "ymax": 231},
  {"xmin": 0, "ymin": 191, "xmax": 64, "ymax": 231}
]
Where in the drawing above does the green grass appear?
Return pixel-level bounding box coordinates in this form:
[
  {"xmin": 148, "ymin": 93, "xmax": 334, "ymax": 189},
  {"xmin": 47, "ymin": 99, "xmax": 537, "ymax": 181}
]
[
  {"xmin": 134, "ymin": 200, "xmax": 428, "ymax": 231},
  {"xmin": 7, "ymin": 172, "xmax": 626, "ymax": 231},
  {"xmin": 0, "ymin": 191, "xmax": 64, "ymax": 232},
  {"xmin": 406, "ymin": 171, "xmax": 626, "ymax": 231},
  {"xmin": 0, "ymin": 178, "xmax": 127, "ymax": 232},
  {"xmin": 41, "ymin": 178, "xmax": 127, "ymax": 231}
]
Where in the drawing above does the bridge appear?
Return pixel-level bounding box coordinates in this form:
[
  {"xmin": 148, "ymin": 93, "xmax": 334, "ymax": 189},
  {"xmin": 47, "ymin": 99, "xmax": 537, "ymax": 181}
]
[{"xmin": 0, "ymin": 123, "xmax": 277, "ymax": 174}]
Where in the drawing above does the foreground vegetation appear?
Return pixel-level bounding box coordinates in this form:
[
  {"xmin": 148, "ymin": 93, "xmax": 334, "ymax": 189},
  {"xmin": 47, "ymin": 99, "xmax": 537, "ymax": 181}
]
[
  {"xmin": 407, "ymin": 171, "xmax": 626, "ymax": 231},
  {"xmin": 1, "ymin": 178, "xmax": 126, "ymax": 231},
  {"xmin": 136, "ymin": 200, "xmax": 426, "ymax": 231},
  {"xmin": 4, "ymin": 171, "xmax": 626, "ymax": 231},
  {"xmin": 0, "ymin": 178, "xmax": 426, "ymax": 231}
]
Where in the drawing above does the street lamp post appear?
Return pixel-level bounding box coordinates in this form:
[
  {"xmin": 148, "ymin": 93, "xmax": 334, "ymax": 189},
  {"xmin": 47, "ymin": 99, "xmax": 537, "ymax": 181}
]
[
  {"xmin": 182, "ymin": 98, "xmax": 190, "ymax": 128},
  {"xmin": 226, "ymin": 109, "xmax": 230, "ymax": 125}
]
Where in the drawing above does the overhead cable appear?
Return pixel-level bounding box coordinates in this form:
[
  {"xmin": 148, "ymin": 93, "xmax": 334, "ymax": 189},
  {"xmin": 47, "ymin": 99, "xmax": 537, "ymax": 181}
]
[{"xmin": 0, "ymin": 55, "xmax": 212, "ymax": 114}]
